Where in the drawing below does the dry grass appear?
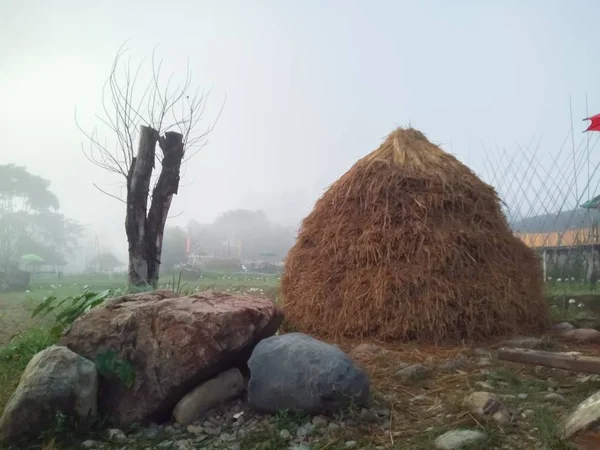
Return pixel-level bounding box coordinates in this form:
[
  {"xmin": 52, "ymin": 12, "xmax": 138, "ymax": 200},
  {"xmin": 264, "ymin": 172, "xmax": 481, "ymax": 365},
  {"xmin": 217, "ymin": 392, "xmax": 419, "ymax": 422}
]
[
  {"xmin": 282, "ymin": 127, "xmax": 549, "ymax": 343},
  {"xmin": 331, "ymin": 336, "xmax": 589, "ymax": 449}
]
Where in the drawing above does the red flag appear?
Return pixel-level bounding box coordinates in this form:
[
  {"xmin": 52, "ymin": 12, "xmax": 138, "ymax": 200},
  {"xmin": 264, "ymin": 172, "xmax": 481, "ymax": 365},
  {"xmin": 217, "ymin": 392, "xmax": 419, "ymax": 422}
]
[{"xmin": 585, "ymin": 113, "xmax": 600, "ymax": 132}]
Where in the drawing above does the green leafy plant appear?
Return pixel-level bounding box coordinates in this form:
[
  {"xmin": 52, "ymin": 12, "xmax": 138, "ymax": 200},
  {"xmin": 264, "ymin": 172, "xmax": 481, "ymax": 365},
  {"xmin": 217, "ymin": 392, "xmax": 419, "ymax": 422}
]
[
  {"xmin": 95, "ymin": 350, "xmax": 136, "ymax": 388},
  {"xmin": 170, "ymin": 271, "xmax": 189, "ymax": 294},
  {"xmin": 31, "ymin": 288, "xmax": 117, "ymax": 338}
]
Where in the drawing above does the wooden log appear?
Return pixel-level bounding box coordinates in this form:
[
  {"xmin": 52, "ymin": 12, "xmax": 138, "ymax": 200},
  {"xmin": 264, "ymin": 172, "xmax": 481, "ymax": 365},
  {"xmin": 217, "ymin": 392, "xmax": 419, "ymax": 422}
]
[{"xmin": 498, "ymin": 348, "xmax": 600, "ymax": 375}]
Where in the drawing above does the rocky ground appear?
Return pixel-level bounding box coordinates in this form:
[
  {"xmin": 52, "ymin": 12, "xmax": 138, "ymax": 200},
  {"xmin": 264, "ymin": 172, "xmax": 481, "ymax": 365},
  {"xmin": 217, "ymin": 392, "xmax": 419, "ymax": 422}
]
[{"xmin": 51, "ymin": 331, "xmax": 600, "ymax": 450}]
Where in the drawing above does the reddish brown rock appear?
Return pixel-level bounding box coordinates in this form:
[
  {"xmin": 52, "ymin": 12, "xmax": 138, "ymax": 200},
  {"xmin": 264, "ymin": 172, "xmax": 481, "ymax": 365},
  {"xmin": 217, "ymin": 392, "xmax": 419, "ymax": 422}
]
[{"xmin": 60, "ymin": 290, "xmax": 282, "ymax": 427}]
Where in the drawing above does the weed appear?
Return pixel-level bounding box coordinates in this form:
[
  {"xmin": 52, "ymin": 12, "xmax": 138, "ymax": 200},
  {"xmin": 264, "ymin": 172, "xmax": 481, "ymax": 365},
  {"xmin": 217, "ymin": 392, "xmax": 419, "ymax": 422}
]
[
  {"xmin": 31, "ymin": 288, "xmax": 116, "ymax": 339},
  {"xmin": 95, "ymin": 350, "xmax": 136, "ymax": 388},
  {"xmin": 533, "ymin": 407, "xmax": 574, "ymax": 450}
]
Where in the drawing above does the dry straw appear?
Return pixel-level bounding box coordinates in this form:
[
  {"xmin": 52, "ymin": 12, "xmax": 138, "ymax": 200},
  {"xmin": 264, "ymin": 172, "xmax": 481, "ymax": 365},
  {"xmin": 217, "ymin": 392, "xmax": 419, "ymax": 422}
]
[{"xmin": 281, "ymin": 127, "xmax": 548, "ymax": 343}]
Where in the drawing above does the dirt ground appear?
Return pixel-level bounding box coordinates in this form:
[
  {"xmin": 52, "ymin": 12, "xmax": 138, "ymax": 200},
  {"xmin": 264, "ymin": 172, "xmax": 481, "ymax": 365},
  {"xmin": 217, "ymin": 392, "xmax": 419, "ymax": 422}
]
[{"xmin": 327, "ymin": 335, "xmax": 599, "ymax": 450}]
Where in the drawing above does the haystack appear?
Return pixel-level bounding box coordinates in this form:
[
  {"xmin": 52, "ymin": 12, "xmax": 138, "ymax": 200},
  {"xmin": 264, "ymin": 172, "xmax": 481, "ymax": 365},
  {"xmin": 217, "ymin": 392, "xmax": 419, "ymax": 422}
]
[{"xmin": 282, "ymin": 127, "xmax": 548, "ymax": 343}]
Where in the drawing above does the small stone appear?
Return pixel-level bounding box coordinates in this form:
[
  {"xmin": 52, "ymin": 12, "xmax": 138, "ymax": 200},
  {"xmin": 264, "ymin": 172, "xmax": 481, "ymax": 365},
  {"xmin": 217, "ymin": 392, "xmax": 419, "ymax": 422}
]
[
  {"xmin": 173, "ymin": 368, "xmax": 245, "ymax": 425},
  {"xmin": 375, "ymin": 408, "xmax": 390, "ymax": 418},
  {"xmin": 328, "ymin": 422, "xmax": 340, "ymax": 432},
  {"xmin": 544, "ymin": 393, "xmax": 567, "ymax": 404},
  {"xmin": 438, "ymin": 355, "xmax": 469, "ymax": 372},
  {"xmin": 220, "ymin": 433, "xmax": 236, "ymax": 442},
  {"xmin": 138, "ymin": 427, "xmax": 159, "ymax": 439},
  {"xmin": 518, "ymin": 393, "xmax": 528, "ymax": 400},
  {"xmin": 523, "ymin": 409, "xmax": 535, "ymax": 418},
  {"xmin": 350, "ymin": 343, "xmax": 395, "ymax": 359},
  {"xmin": 435, "ymin": 429, "xmax": 487, "ymax": 449},
  {"xmin": 500, "ymin": 337, "xmax": 544, "ymax": 349},
  {"xmin": 344, "ymin": 418, "xmax": 357, "ymax": 427},
  {"xmin": 203, "ymin": 425, "xmax": 222, "ymax": 436},
  {"xmin": 395, "ymin": 364, "xmax": 431, "ymax": 381},
  {"xmin": 186, "ymin": 424, "xmax": 204, "ymax": 436},
  {"xmin": 82, "ymin": 441, "xmax": 99, "ymax": 449},
  {"xmin": 232, "ymin": 416, "xmax": 245, "ymax": 427},
  {"xmin": 106, "ymin": 429, "xmax": 127, "ymax": 442},
  {"xmin": 345, "ymin": 441, "xmax": 357, "ymax": 448},
  {"xmin": 296, "ymin": 423, "xmax": 315, "ymax": 437},
  {"xmin": 279, "ymin": 429, "xmax": 291, "ymax": 439},
  {"xmin": 312, "ymin": 416, "xmax": 328, "ymax": 428},
  {"xmin": 551, "ymin": 322, "xmax": 575, "ymax": 331},
  {"xmin": 175, "ymin": 439, "xmax": 193, "ymax": 450},
  {"xmin": 465, "ymin": 392, "xmax": 512, "ymax": 425},
  {"xmin": 560, "ymin": 328, "xmax": 600, "ymax": 343},
  {"xmin": 476, "ymin": 358, "xmax": 493, "ymax": 367},
  {"xmin": 359, "ymin": 408, "xmax": 379, "ymax": 422},
  {"xmin": 475, "ymin": 381, "xmax": 493, "ymax": 390}
]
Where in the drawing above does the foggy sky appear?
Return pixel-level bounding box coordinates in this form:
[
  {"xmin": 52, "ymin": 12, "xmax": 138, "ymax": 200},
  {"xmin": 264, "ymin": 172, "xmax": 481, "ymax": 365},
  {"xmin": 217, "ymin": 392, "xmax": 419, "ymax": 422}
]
[{"xmin": 2, "ymin": 0, "xmax": 600, "ymax": 259}]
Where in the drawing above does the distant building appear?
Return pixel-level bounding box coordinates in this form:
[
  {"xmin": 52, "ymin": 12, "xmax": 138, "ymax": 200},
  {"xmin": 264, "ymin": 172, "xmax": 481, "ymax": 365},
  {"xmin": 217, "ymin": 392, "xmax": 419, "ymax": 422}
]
[{"xmin": 512, "ymin": 207, "xmax": 600, "ymax": 249}]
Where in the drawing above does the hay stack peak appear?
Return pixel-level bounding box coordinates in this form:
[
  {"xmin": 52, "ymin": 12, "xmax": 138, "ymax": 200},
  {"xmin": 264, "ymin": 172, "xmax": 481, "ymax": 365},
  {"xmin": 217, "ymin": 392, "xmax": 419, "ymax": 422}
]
[{"xmin": 282, "ymin": 127, "xmax": 548, "ymax": 343}]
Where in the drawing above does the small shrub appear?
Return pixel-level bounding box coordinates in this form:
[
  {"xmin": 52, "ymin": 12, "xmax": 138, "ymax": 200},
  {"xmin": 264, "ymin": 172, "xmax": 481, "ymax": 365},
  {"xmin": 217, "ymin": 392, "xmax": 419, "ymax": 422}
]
[
  {"xmin": 31, "ymin": 288, "xmax": 118, "ymax": 339},
  {"xmin": 95, "ymin": 350, "xmax": 136, "ymax": 388}
]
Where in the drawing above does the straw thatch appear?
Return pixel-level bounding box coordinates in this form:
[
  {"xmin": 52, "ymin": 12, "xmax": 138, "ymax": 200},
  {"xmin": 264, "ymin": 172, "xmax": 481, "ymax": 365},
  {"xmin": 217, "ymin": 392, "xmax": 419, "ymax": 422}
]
[{"xmin": 282, "ymin": 127, "xmax": 548, "ymax": 343}]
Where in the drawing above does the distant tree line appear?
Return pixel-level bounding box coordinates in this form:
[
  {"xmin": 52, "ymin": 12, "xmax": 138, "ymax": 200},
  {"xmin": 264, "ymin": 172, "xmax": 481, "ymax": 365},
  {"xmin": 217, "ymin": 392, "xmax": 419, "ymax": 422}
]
[
  {"xmin": 161, "ymin": 209, "xmax": 297, "ymax": 271},
  {"xmin": 0, "ymin": 164, "xmax": 82, "ymax": 271}
]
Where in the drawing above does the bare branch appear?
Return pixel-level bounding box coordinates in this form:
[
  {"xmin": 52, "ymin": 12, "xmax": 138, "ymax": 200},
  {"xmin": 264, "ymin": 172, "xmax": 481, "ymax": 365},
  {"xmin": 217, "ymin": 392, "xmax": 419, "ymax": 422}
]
[
  {"xmin": 92, "ymin": 183, "xmax": 126, "ymax": 204},
  {"xmin": 76, "ymin": 40, "xmax": 224, "ymax": 278},
  {"xmin": 167, "ymin": 210, "xmax": 184, "ymax": 219}
]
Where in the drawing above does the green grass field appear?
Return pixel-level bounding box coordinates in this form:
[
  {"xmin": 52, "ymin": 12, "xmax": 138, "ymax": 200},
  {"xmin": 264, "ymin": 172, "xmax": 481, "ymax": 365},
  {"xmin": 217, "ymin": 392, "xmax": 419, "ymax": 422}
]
[
  {"xmin": 0, "ymin": 272, "xmax": 280, "ymax": 346},
  {"xmin": 2, "ymin": 274, "xmax": 600, "ymax": 449}
]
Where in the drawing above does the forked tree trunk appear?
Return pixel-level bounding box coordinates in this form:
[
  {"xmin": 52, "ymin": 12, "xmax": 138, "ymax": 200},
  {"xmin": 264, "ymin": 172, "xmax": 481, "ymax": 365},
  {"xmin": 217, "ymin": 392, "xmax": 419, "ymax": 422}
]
[{"xmin": 125, "ymin": 125, "xmax": 184, "ymax": 288}]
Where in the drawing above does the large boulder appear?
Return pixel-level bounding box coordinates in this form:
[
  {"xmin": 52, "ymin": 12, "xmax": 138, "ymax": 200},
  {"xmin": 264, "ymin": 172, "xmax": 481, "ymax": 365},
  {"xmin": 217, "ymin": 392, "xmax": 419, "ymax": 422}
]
[
  {"xmin": 59, "ymin": 290, "xmax": 282, "ymax": 427},
  {"xmin": 247, "ymin": 332, "xmax": 370, "ymax": 414},
  {"xmin": 0, "ymin": 345, "xmax": 97, "ymax": 446}
]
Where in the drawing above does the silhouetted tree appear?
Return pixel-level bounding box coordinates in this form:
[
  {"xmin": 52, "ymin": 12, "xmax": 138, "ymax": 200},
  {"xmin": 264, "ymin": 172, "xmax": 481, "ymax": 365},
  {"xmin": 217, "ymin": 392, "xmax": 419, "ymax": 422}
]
[
  {"xmin": 77, "ymin": 45, "xmax": 223, "ymax": 287},
  {"xmin": 0, "ymin": 164, "xmax": 82, "ymax": 269}
]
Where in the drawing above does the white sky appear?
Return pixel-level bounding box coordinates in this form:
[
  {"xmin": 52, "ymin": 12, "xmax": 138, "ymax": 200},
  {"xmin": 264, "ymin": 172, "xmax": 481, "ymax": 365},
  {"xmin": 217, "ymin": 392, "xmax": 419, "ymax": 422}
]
[{"xmin": 2, "ymin": 0, "xmax": 600, "ymax": 256}]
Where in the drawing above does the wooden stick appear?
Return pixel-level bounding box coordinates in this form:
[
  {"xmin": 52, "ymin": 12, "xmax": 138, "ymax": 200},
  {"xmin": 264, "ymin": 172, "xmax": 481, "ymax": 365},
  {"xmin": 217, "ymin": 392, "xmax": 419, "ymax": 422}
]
[{"xmin": 498, "ymin": 348, "xmax": 600, "ymax": 375}]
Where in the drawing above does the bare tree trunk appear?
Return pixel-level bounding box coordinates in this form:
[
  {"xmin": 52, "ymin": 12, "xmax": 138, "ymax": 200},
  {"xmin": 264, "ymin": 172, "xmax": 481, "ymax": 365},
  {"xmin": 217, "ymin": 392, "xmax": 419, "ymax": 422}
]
[
  {"xmin": 125, "ymin": 125, "xmax": 159, "ymax": 287},
  {"xmin": 145, "ymin": 131, "xmax": 185, "ymax": 288}
]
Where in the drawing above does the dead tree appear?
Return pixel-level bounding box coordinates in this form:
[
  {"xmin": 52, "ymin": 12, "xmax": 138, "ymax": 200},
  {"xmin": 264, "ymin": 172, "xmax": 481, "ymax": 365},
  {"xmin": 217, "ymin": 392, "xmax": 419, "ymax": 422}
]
[{"xmin": 77, "ymin": 45, "xmax": 223, "ymax": 287}]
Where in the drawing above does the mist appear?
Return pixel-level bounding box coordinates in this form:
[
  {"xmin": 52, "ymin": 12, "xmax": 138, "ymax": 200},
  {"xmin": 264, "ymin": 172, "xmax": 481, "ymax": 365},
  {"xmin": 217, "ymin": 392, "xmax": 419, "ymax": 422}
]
[{"xmin": 2, "ymin": 0, "xmax": 600, "ymax": 272}]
